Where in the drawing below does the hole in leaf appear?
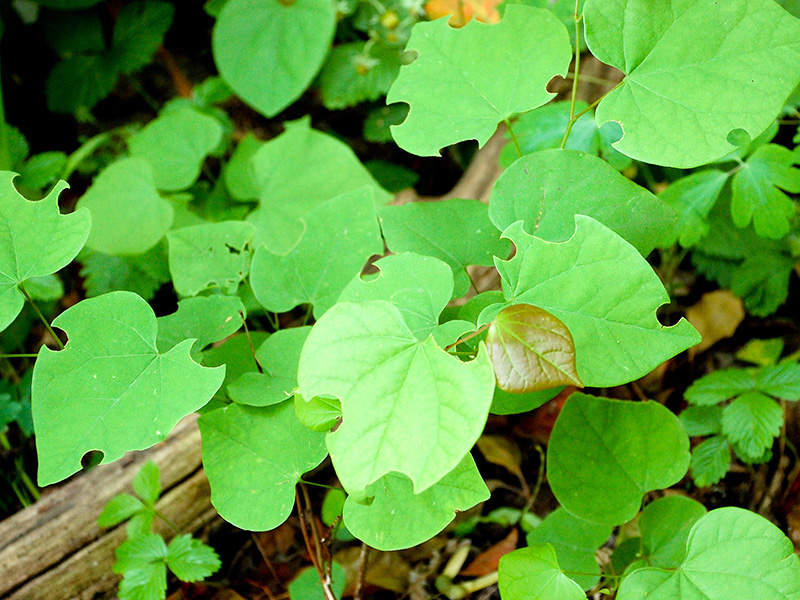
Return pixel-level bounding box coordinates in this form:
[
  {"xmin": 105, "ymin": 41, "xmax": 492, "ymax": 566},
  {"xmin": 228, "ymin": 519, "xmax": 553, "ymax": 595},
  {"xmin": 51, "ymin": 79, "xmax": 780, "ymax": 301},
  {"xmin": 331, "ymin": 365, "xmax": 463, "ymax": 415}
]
[
  {"xmin": 727, "ymin": 128, "xmax": 751, "ymax": 149},
  {"xmin": 546, "ymin": 74, "xmax": 567, "ymax": 94},
  {"xmin": 224, "ymin": 243, "xmax": 243, "ymax": 255},
  {"xmin": 598, "ymin": 120, "xmax": 623, "ymax": 144},
  {"xmin": 399, "ymin": 49, "xmax": 419, "ymax": 65},
  {"xmin": 81, "ymin": 449, "xmax": 104, "ymax": 471}
]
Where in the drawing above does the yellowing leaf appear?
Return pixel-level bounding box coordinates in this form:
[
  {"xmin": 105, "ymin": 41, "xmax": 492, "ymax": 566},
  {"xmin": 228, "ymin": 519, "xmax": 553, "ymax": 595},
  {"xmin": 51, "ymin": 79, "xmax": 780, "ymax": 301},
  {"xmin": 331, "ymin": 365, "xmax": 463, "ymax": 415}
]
[{"xmin": 425, "ymin": 0, "xmax": 502, "ymax": 26}]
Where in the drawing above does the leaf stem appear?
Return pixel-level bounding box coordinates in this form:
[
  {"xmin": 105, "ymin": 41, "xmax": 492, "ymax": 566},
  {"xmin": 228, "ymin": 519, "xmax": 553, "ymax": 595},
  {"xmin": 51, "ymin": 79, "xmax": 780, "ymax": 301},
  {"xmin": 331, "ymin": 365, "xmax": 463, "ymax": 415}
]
[
  {"xmin": 296, "ymin": 485, "xmax": 336, "ymax": 600},
  {"xmin": 444, "ymin": 323, "xmax": 491, "ymax": 352},
  {"xmin": 517, "ymin": 444, "xmax": 545, "ymax": 525},
  {"xmin": 298, "ymin": 478, "xmax": 339, "ymax": 491},
  {"xmin": 18, "ymin": 283, "xmax": 64, "ymax": 350},
  {"xmin": 560, "ymin": 0, "xmax": 583, "ymax": 149},
  {"xmin": 153, "ymin": 508, "xmax": 182, "ymax": 534},
  {"xmin": 239, "ymin": 311, "xmax": 262, "ymax": 374},
  {"xmin": 0, "ymin": 432, "xmax": 10, "ymax": 451},
  {"xmin": 354, "ymin": 542, "xmax": 369, "ymax": 600},
  {"xmin": 0, "ymin": 354, "xmax": 38, "ymax": 359},
  {"xmin": 564, "ymin": 72, "xmax": 618, "ymax": 86},
  {"xmin": 504, "ymin": 118, "xmax": 523, "ymax": 158}
]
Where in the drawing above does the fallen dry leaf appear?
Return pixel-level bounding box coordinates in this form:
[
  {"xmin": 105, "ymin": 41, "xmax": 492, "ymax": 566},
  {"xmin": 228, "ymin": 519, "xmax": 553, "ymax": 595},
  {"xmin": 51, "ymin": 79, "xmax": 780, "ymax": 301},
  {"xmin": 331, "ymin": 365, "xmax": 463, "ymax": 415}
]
[
  {"xmin": 460, "ymin": 528, "xmax": 518, "ymax": 576},
  {"xmin": 686, "ymin": 290, "xmax": 744, "ymax": 357},
  {"xmin": 476, "ymin": 434, "xmax": 523, "ymax": 478}
]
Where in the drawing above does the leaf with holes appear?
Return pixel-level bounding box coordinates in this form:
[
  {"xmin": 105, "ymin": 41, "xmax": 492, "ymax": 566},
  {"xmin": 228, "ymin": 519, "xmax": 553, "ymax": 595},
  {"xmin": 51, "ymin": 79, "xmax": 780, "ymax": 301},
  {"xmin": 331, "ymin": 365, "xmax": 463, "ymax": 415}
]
[
  {"xmin": 297, "ymin": 300, "xmax": 495, "ymax": 500},
  {"xmin": 32, "ymin": 292, "xmax": 225, "ymax": 486},
  {"xmin": 198, "ymin": 401, "xmax": 328, "ymax": 531},
  {"xmin": 386, "ymin": 5, "xmax": 571, "ymax": 156},
  {"xmin": 227, "ymin": 327, "xmax": 310, "ymax": 407},
  {"xmin": 250, "ymin": 188, "xmax": 383, "ymax": 318},
  {"xmin": 0, "ymin": 174, "xmax": 90, "ymax": 331},
  {"xmin": 617, "ymin": 508, "xmax": 800, "ymax": 600},
  {"xmin": 489, "ymin": 149, "xmax": 673, "ymax": 256},
  {"xmin": 584, "ymin": 0, "xmax": 800, "ymax": 167},
  {"xmin": 547, "ymin": 393, "xmax": 690, "ymax": 525},
  {"xmin": 338, "ymin": 253, "xmax": 454, "ymax": 341},
  {"xmin": 497, "ymin": 217, "xmax": 700, "ymax": 387},
  {"xmin": 379, "ymin": 199, "xmax": 510, "ymax": 297},
  {"xmin": 343, "ymin": 453, "xmax": 489, "ymax": 550},
  {"xmin": 167, "ymin": 220, "xmax": 255, "ymax": 297},
  {"xmin": 486, "ymin": 303, "xmax": 582, "ymax": 393},
  {"xmin": 246, "ymin": 117, "xmax": 390, "ymax": 253}
]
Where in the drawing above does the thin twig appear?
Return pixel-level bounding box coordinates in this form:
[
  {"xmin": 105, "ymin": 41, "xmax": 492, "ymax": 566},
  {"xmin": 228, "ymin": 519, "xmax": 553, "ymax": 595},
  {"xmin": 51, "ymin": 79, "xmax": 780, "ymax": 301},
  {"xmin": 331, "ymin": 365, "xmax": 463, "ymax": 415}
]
[
  {"xmin": 354, "ymin": 542, "xmax": 370, "ymax": 600},
  {"xmin": 239, "ymin": 310, "xmax": 262, "ymax": 373},
  {"xmin": 444, "ymin": 323, "xmax": 492, "ymax": 352},
  {"xmin": 517, "ymin": 444, "xmax": 545, "ymax": 525}
]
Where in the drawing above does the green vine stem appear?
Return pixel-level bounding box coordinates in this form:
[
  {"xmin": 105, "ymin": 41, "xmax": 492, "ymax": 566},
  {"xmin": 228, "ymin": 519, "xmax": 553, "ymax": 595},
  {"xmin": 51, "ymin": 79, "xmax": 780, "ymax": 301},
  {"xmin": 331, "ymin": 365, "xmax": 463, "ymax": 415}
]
[
  {"xmin": 18, "ymin": 282, "xmax": 65, "ymax": 350},
  {"xmin": 0, "ymin": 22, "xmax": 9, "ymax": 173},
  {"xmin": 504, "ymin": 118, "xmax": 523, "ymax": 158},
  {"xmin": 16, "ymin": 459, "xmax": 40, "ymax": 501},
  {"xmin": 444, "ymin": 322, "xmax": 492, "ymax": 352},
  {"xmin": 560, "ymin": 0, "xmax": 584, "ymax": 149},
  {"xmin": 0, "ymin": 354, "xmax": 37, "ymax": 359}
]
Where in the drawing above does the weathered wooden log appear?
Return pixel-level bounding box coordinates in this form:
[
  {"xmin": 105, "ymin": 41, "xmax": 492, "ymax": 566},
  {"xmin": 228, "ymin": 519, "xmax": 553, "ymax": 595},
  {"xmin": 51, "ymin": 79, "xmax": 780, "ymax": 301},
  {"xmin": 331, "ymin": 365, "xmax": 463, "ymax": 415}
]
[{"xmin": 0, "ymin": 415, "xmax": 216, "ymax": 600}]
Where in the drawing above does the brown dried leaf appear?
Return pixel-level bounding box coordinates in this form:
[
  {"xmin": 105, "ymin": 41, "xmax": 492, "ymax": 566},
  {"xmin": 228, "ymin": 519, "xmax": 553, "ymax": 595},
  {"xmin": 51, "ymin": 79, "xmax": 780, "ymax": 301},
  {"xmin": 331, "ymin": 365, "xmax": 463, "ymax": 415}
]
[
  {"xmin": 335, "ymin": 546, "xmax": 412, "ymax": 594},
  {"xmin": 686, "ymin": 290, "xmax": 744, "ymax": 357},
  {"xmin": 476, "ymin": 434, "xmax": 522, "ymax": 478},
  {"xmin": 460, "ymin": 528, "xmax": 519, "ymax": 576},
  {"xmin": 486, "ymin": 304, "xmax": 582, "ymax": 393}
]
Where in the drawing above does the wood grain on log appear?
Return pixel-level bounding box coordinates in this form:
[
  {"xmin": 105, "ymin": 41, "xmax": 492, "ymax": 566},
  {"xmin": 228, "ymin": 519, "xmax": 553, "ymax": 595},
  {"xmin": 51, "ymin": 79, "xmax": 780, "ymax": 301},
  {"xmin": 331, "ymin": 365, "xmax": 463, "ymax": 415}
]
[{"xmin": 0, "ymin": 415, "xmax": 215, "ymax": 600}]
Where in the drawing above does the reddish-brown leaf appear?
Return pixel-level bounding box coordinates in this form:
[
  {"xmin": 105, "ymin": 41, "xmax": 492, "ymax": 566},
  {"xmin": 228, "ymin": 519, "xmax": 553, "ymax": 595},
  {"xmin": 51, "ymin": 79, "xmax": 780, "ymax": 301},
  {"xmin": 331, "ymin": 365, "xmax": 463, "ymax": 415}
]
[
  {"xmin": 486, "ymin": 304, "xmax": 582, "ymax": 393},
  {"xmin": 460, "ymin": 528, "xmax": 519, "ymax": 576}
]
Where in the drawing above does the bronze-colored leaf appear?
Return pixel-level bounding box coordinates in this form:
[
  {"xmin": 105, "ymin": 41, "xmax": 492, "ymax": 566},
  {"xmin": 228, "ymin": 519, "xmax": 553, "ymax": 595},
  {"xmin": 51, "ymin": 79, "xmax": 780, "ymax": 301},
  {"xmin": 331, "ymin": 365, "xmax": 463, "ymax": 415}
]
[{"xmin": 486, "ymin": 303, "xmax": 582, "ymax": 393}]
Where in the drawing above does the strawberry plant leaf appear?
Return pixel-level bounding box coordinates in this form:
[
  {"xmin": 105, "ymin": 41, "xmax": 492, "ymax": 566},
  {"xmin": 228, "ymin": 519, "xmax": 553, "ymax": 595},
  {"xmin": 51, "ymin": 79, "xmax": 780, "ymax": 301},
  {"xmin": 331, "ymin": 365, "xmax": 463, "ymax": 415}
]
[
  {"xmin": 156, "ymin": 295, "xmax": 245, "ymax": 354},
  {"xmin": 297, "ymin": 300, "xmax": 495, "ymax": 500},
  {"xmin": 379, "ymin": 199, "xmax": 510, "ymax": 297},
  {"xmin": 212, "ymin": 0, "xmax": 336, "ymax": 118},
  {"xmin": 167, "ymin": 220, "xmax": 255, "ymax": 297},
  {"xmin": 685, "ymin": 368, "xmax": 758, "ymax": 405},
  {"xmin": 721, "ymin": 392, "xmax": 782, "ymax": 458},
  {"xmin": 499, "ymin": 544, "xmax": 585, "ymax": 600},
  {"xmin": 486, "ymin": 303, "xmax": 582, "ymax": 393},
  {"xmin": 250, "ymin": 188, "xmax": 383, "ymax": 317},
  {"xmin": 679, "ymin": 405, "xmax": 723, "ymax": 437},
  {"xmin": 343, "ymin": 453, "xmax": 489, "ymax": 550},
  {"xmin": 690, "ymin": 435, "xmax": 731, "ymax": 487},
  {"xmin": 198, "ymin": 401, "xmax": 328, "ymax": 530},
  {"xmin": 338, "ymin": 253, "xmax": 454, "ymax": 341},
  {"xmin": 497, "ymin": 217, "xmax": 700, "ymax": 387},
  {"xmin": 490, "ymin": 149, "xmax": 674, "ymax": 256},
  {"xmin": 731, "ymin": 144, "xmax": 800, "ymax": 239},
  {"xmin": 133, "ymin": 461, "xmax": 161, "ymax": 506},
  {"xmin": 166, "ymin": 534, "xmax": 221, "ymax": 582},
  {"xmin": 32, "ymin": 291, "xmax": 226, "ymax": 485},
  {"xmin": 548, "ymin": 393, "xmax": 690, "ymax": 525},
  {"xmin": 584, "ymin": 0, "xmax": 800, "ymax": 168},
  {"xmin": 129, "ymin": 107, "xmax": 224, "ymax": 192},
  {"xmin": 639, "ymin": 496, "xmax": 707, "ymax": 569},
  {"xmin": 246, "ymin": 118, "xmax": 390, "ymax": 253},
  {"xmin": 755, "ymin": 363, "xmax": 800, "ymax": 399},
  {"xmin": 78, "ymin": 158, "xmax": 173, "ymax": 256},
  {"xmin": 659, "ymin": 170, "xmax": 729, "ymax": 248},
  {"xmin": 98, "ymin": 493, "xmax": 145, "ymax": 528},
  {"xmin": 110, "ymin": 1, "xmax": 175, "ymax": 75},
  {"xmin": 617, "ymin": 508, "xmax": 800, "ymax": 600},
  {"xmin": 113, "ymin": 534, "xmax": 168, "ymax": 600},
  {"xmin": 526, "ymin": 507, "xmax": 613, "ymax": 590},
  {"xmin": 228, "ymin": 327, "xmax": 310, "ymax": 407},
  {"xmin": 386, "ymin": 5, "xmax": 572, "ymax": 156},
  {"xmin": 0, "ymin": 174, "xmax": 90, "ymax": 331}
]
